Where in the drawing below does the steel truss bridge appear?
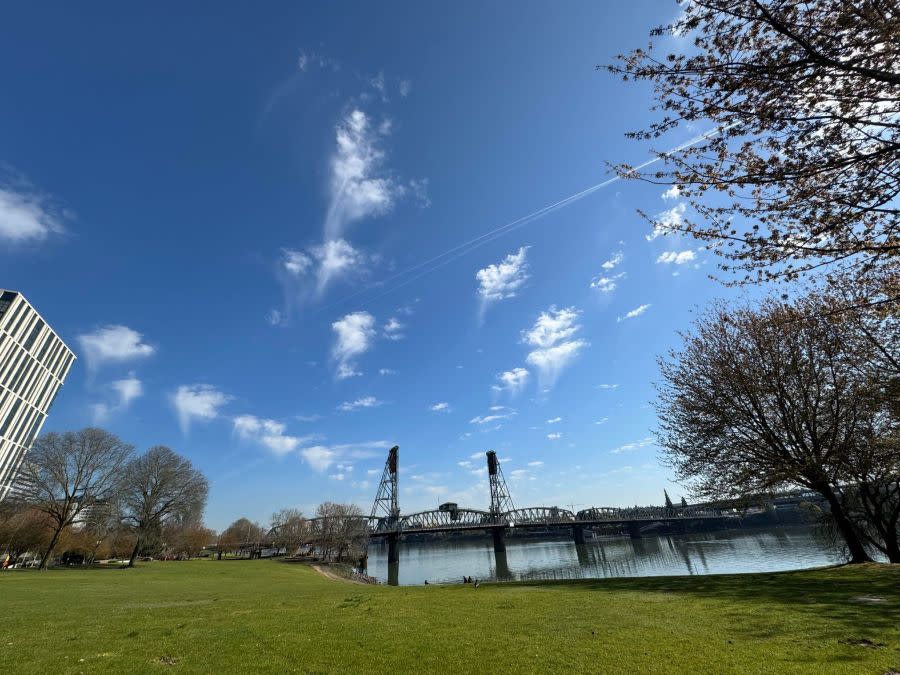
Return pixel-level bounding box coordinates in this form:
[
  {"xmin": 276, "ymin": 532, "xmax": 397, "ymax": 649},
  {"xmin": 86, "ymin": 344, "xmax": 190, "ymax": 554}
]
[{"xmin": 254, "ymin": 446, "xmax": 736, "ymax": 563}]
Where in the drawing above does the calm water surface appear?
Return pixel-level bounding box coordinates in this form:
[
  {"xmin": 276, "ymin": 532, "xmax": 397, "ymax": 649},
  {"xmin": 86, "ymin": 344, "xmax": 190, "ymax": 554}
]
[{"xmin": 365, "ymin": 526, "xmax": 842, "ymax": 585}]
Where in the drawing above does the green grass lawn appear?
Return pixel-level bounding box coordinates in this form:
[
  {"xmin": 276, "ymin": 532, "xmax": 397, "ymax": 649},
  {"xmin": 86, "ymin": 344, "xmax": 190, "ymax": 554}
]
[{"xmin": 1, "ymin": 560, "xmax": 898, "ymax": 673}]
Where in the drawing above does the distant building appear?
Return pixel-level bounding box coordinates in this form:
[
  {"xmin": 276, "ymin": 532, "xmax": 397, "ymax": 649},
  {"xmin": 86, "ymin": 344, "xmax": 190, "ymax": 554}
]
[{"xmin": 0, "ymin": 290, "xmax": 75, "ymax": 501}]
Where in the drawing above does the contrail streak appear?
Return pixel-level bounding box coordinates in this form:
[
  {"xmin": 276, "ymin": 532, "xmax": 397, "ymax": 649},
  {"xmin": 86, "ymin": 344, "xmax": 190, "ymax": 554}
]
[{"xmin": 317, "ymin": 127, "xmax": 724, "ymax": 314}]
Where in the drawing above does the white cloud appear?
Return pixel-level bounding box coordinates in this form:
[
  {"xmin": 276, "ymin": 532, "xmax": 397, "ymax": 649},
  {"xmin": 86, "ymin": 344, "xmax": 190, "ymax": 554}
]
[
  {"xmin": 276, "ymin": 239, "xmax": 372, "ymax": 300},
  {"xmin": 661, "ymin": 185, "xmax": 681, "ymax": 201},
  {"xmin": 656, "ymin": 250, "xmax": 696, "ymax": 265},
  {"xmin": 378, "ymin": 368, "xmax": 396, "ymax": 375},
  {"xmin": 596, "ymin": 383, "xmax": 619, "ymax": 390},
  {"xmin": 233, "ymin": 414, "xmax": 308, "ymax": 456},
  {"xmin": 90, "ymin": 375, "xmax": 143, "ymax": 423},
  {"xmin": 0, "ymin": 185, "xmax": 64, "ymax": 243},
  {"xmin": 646, "ymin": 203, "xmax": 686, "ymax": 241},
  {"xmin": 493, "ymin": 368, "xmax": 530, "ymax": 396},
  {"xmin": 430, "ymin": 402, "xmax": 451, "ymax": 412},
  {"xmin": 528, "ymin": 461, "xmax": 544, "ymax": 467},
  {"xmin": 595, "ymin": 417, "xmax": 609, "ymax": 425},
  {"xmin": 601, "ymin": 251, "xmax": 624, "ymax": 270},
  {"xmin": 302, "ymin": 446, "xmax": 336, "ymax": 472},
  {"xmin": 325, "ymin": 109, "xmax": 400, "ymax": 240},
  {"xmin": 476, "ymin": 246, "xmax": 529, "ymax": 304},
  {"xmin": 522, "ymin": 306, "xmax": 587, "ymax": 389},
  {"xmin": 547, "ymin": 433, "xmax": 562, "ymax": 440},
  {"xmin": 399, "ymin": 80, "xmax": 412, "ymax": 97},
  {"xmin": 522, "ymin": 306, "xmax": 580, "ymax": 348},
  {"xmin": 617, "ymin": 304, "xmax": 651, "ymax": 322},
  {"xmin": 313, "ymin": 239, "xmax": 368, "ymax": 294},
  {"xmin": 611, "ymin": 437, "xmax": 655, "ymax": 454},
  {"xmin": 337, "ymin": 396, "xmax": 381, "ymax": 412},
  {"xmin": 329, "ymin": 472, "xmax": 346, "ymax": 481},
  {"xmin": 590, "ymin": 272, "xmax": 625, "ymax": 294},
  {"xmin": 111, "ymin": 376, "xmax": 142, "ymax": 408},
  {"xmin": 369, "ymin": 71, "xmax": 386, "ymax": 98},
  {"xmin": 172, "ymin": 384, "xmax": 232, "ymax": 434},
  {"xmin": 470, "ymin": 412, "xmax": 514, "ymax": 425},
  {"xmin": 296, "ymin": 414, "xmax": 321, "ymax": 423},
  {"xmin": 525, "ymin": 340, "xmax": 586, "ymax": 387},
  {"xmin": 282, "ymin": 248, "xmax": 313, "ymax": 275},
  {"xmin": 332, "ymin": 311, "xmax": 376, "ymax": 379},
  {"xmin": 267, "ymin": 309, "xmax": 282, "ymax": 326},
  {"xmin": 383, "ymin": 317, "xmax": 405, "ymax": 341},
  {"xmin": 77, "ymin": 325, "xmax": 155, "ymax": 371}
]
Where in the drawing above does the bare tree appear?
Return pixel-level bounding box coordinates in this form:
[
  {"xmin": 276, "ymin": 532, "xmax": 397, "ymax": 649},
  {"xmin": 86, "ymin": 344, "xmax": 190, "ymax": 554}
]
[
  {"xmin": 218, "ymin": 518, "xmax": 265, "ymax": 558},
  {"xmin": 656, "ymin": 298, "xmax": 877, "ymax": 562},
  {"xmin": 270, "ymin": 508, "xmax": 307, "ymax": 555},
  {"xmin": 610, "ymin": 0, "xmax": 900, "ymax": 302},
  {"xmin": 162, "ymin": 521, "xmax": 217, "ymax": 559},
  {"xmin": 314, "ymin": 502, "xmax": 367, "ymax": 562},
  {"xmin": 120, "ymin": 446, "xmax": 208, "ymax": 567},
  {"xmin": 14, "ymin": 428, "xmax": 132, "ymax": 569}
]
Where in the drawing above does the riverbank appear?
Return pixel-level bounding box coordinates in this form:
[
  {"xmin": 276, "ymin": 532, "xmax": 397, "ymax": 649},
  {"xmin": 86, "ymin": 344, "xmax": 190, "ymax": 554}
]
[{"xmin": 1, "ymin": 560, "xmax": 897, "ymax": 673}]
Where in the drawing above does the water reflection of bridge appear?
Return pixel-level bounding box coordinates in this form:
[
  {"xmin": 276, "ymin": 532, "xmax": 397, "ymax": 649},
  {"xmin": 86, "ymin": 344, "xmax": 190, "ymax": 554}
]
[{"xmin": 308, "ymin": 446, "xmax": 736, "ymax": 568}]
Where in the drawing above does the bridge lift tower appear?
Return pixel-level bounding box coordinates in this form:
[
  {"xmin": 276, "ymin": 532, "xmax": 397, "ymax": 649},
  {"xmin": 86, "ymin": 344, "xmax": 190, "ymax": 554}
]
[
  {"xmin": 486, "ymin": 450, "xmax": 515, "ymax": 553},
  {"xmin": 371, "ymin": 445, "xmax": 401, "ymax": 563}
]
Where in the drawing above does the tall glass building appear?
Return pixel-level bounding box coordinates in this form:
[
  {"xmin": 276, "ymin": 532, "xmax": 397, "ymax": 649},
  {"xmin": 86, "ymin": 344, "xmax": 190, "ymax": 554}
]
[{"xmin": 0, "ymin": 290, "xmax": 75, "ymax": 501}]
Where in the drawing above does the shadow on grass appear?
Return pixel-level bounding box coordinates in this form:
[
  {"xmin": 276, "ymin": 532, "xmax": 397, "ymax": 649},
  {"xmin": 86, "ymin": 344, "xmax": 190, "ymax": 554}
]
[{"xmin": 509, "ymin": 563, "xmax": 900, "ymax": 634}]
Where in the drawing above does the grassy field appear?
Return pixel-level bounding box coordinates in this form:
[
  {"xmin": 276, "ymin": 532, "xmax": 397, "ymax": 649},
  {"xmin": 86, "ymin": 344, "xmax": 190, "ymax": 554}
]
[{"xmin": 1, "ymin": 560, "xmax": 898, "ymax": 673}]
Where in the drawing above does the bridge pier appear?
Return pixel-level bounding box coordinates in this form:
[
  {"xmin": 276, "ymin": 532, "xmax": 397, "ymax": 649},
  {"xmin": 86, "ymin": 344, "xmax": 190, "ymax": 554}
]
[
  {"xmin": 626, "ymin": 522, "xmax": 644, "ymax": 539},
  {"xmin": 491, "ymin": 527, "xmax": 507, "ymax": 553},
  {"xmin": 494, "ymin": 550, "xmax": 511, "ymax": 580},
  {"xmin": 572, "ymin": 524, "xmax": 587, "ymax": 546},
  {"xmin": 387, "ymin": 533, "xmax": 400, "ymax": 564}
]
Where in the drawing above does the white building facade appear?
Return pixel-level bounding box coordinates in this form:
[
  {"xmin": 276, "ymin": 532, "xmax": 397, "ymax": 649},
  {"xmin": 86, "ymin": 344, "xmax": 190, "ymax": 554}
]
[{"xmin": 0, "ymin": 290, "xmax": 75, "ymax": 501}]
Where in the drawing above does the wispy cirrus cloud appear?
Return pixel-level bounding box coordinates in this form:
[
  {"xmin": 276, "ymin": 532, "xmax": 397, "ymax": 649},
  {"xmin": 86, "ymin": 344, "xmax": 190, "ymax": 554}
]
[
  {"xmin": 171, "ymin": 384, "xmax": 232, "ymax": 434},
  {"xmin": 0, "ymin": 171, "xmax": 68, "ymax": 244},
  {"xmin": 332, "ymin": 311, "xmax": 376, "ymax": 379},
  {"xmin": 325, "ymin": 108, "xmax": 421, "ymax": 241},
  {"xmin": 233, "ymin": 414, "xmax": 312, "ymax": 456},
  {"xmin": 492, "ymin": 367, "xmax": 530, "ymax": 396},
  {"xmin": 617, "ymin": 304, "xmax": 651, "ymax": 322},
  {"xmin": 430, "ymin": 402, "xmax": 451, "ymax": 413},
  {"xmin": 90, "ymin": 374, "xmax": 144, "ymax": 423},
  {"xmin": 610, "ymin": 437, "xmax": 654, "ymax": 454},
  {"xmin": 523, "ymin": 306, "xmax": 587, "ymax": 389},
  {"xmin": 337, "ymin": 396, "xmax": 382, "ymax": 412}
]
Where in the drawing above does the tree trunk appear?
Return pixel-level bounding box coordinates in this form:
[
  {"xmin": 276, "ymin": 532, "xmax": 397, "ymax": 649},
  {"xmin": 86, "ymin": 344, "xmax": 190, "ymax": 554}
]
[
  {"xmin": 882, "ymin": 527, "xmax": 900, "ymax": 564},
  {"xmin": 819, "ymin": 484, "xmax": 873, "ymax": 563},
  {"xmin": 127, "ymin": 536, "xmax": 143, "ymax": 568},
  {"xmin": 39, "ymin": 524, "xmax": 65, "ymax": 570}
]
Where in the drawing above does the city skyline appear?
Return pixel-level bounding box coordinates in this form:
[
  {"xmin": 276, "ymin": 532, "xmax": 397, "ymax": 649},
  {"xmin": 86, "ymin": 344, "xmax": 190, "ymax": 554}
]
[{"xmin": 0, "ymin": 2, "xmax": 754, "ymax": 529}]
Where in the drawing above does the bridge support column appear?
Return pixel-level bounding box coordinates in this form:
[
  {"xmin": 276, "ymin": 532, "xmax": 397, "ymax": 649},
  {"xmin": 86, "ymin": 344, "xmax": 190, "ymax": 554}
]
[
  {"xmin": 572, "ymin": 524, "xmax": 587, "ymax": 546},
  {"xmin": 492, "ymin": 527, "xmax": 507, "ymax": 554},
  {"xmin": 387, "ymin": 533, "xmax": 400, "ymax": 564},
  {"xmin": 626, "ymin": 522, "xmax": 644, "ymax": 539}
]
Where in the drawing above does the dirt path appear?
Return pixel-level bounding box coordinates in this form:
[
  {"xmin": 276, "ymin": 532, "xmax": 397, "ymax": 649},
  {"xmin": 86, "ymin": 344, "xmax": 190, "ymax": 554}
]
[{"xmin": 311, "ymin": 564, "xmax": 367, "ymax": 585}]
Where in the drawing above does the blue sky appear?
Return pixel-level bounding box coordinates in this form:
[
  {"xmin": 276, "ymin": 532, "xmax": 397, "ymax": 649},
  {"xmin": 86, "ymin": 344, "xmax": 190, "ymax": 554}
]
[{"xmin": 1, "ymin": 1, "xmax": 742, "ymax": 530}]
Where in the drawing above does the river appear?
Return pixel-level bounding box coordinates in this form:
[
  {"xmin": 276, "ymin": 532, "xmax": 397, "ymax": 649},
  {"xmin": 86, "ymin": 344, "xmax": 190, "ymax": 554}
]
[{"xmin": 365, "ymin": 526, "xmax": 843, "ymax": 585}]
